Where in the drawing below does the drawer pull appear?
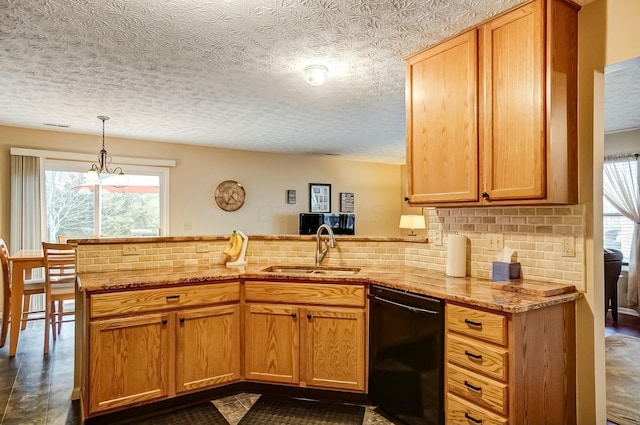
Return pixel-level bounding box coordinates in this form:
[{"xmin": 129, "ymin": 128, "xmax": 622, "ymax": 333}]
[
  {"xmin": 179, "ymin": 317, "xmax": 185, "ymax": 323},
  {"xmin": 307, "ymin": 313, "xmax": 312, "ymax": 320},
  {"xmin": 166, "ymin": 295, "xmax": 180, "ymax": 302},
  {"xmin": 464, "ymin": 318, "xmax": 483, "ymax": 329},
  {"xmin": 161, "ymin": 318, "xmax": 168, "ymax": 325},
  {"xmin": 464, "ymin": 350, "xmax": 483, "ymax": 361},
  {"xmin": 465, "ymin": 412, "xmax": 482, "ymax": 424},
  {"xmin": 464, "ymin": 380, "xmax": 482, "ymax": 392},
  {"xmin": 291, "ymin": 312, "xmax": 297, "ymax": 318}
]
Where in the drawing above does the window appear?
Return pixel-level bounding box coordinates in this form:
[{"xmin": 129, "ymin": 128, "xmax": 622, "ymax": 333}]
[
  {"xmin": 603, "ymin": 159, "xmax": 638, "ymax": 264},
  {"xmin": 45, "ymin": 160, "xmax": 168, "ymax": 241}
]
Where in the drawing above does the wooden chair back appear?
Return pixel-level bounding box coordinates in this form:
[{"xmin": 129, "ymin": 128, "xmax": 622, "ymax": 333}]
[
  {"xmin": 0, "ymin": 239, "xmax": 11, "ymax": 347},
  {"xmin": 42, "ymin": 242, "xmax": 76, "ymax": 354},
  {"xmin": 42, "ymin": 243, "xmax": 76, "ymax": 287}
]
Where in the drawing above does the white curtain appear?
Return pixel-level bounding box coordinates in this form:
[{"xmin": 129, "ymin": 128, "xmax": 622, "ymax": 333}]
[
  {"xmin": 10, "ymin": 155, "xmax": 42, "ymax": 252},
  {"xmin": 603, "ymin": 154, "xmax": 640, "ymax": 310},
  {"xmin": 10, "ymin": 155, "xmax": 44, "ymax": 310}
]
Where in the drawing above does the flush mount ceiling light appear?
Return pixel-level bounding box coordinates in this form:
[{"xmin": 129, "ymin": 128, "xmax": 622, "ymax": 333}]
[
  {"xmin": 86, "ymin": 116, "xmax": 127, "ymax": 186},
  {"xmin": 304, "ymin": 65, "xmax": 328, "ymax": 86}
]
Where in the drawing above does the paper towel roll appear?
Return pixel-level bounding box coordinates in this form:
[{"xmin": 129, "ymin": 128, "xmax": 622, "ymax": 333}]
[{"xmin": 446, "ymin": 234, "xmax": 467, "ymax": 277}]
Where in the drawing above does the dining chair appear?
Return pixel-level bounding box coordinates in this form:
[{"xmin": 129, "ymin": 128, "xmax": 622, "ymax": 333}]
[
  {"xmin": 42, "ymin": 242, "xmax": 76, "ymax": 354},
  {"xmin": 0, "ymin": 238, "xmax": 45, "ymax": 348}
]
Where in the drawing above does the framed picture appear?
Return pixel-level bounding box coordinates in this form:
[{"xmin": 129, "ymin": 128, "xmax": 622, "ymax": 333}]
[
  {"xmin": 340, "ymin": 192, "xmax": 354, "ymax": 213},
  {"xmin": 287, "ymin": 189, "xmax": 296, "ymax": 204},
  {"xmin": 309, "ymin": 183, "xmax": 331, "ymax": 213}
]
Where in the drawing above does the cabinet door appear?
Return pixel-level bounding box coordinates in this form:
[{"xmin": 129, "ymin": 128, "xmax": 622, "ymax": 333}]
[
  {"xmin": 481, "ymin": 0, "xmax": 545, "ymax": 201},
  {"xmin": 407, "ymin": 30, "xmax": 478, "ymax": 204},
  {"xmin": 175, "ymin": 304, "xmax": 240, "ymax": 394},
  {"xmin": 302, "ymin": 307, "xmax": 365, "ymax": 391},
  {"xmin": 89, "ymin": 313, "xmax": 169, "ymax": 414},
  {"xmin": 244, "ymin": 304, "xmax": 299, "ymax": 384}
]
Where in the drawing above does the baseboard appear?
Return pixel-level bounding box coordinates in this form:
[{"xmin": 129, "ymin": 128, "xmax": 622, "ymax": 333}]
[
  {"xmin": 619, "ymin": 307, "xmax": 639, "ymax": 317},
  {"xmin": 71, "ymin": 386, "xmax": 83, "ymax": 401}
]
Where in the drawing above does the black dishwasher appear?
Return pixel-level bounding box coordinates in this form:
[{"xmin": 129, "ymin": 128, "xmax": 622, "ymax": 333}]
[{"xmin": 368, "ymin": 285, "xmax": 444, "ymax": 425}]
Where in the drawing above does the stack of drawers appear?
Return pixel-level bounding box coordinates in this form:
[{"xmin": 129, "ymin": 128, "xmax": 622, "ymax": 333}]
[{"xmin": 445, "ymin": 303, "xmax": 509, "ymax": 425}]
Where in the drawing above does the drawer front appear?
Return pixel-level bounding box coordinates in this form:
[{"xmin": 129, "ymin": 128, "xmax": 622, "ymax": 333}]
[
  {"xmin": 447, "ymin": 333, "xmax": 508, "ymax": 381},
  {"xmin": 244, "ymin": 281, "xmax": 364, "ymax": 307},
  {"xmin": 90, "ymin": 282, "xmax": 240, "ymax": 318},
  {"xmin": 447, "ymin": 303, "xmax": 507, "ymax": 346},
  {"xmin": 447, "ymin": 363, "xmax": 508, "ymax": 416},
  {"xmin": 447, "ymin": 393, "xmax": 508, "ymax": 425}
]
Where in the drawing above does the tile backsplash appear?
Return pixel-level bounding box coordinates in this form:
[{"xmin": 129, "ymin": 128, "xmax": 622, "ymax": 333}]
[
  {"xmin": 412, "ymin": 206, "xmax": 585, "ymax": 288},
  {"xmin": 76, "ymin": 205, "xmax": 585, "ymax": 288}
]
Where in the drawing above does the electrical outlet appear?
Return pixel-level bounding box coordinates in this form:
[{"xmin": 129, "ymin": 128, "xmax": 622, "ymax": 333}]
[
  {"xmin": 429, "ymin": 230, "xmax": 443, "ymax": 246},
  {"xmin": 196, "ymin": 243, "xmax": 212, "ymax": 253},
  {"xmin": 486, "ymin": 233, "xmax": 504, "ymax": 250},
  {"xmin": 562, "ymin": 236, "xmax": 576, "ymax": 257},
  {"xmin": 122, "ymin": 245, "xmax": 140, "ymax": 256}
]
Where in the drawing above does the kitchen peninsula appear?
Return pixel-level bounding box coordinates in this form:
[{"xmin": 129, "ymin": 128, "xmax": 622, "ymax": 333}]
[{"xmin": 74, "ymin": 235, "xmax": 581, "ymax": 425}]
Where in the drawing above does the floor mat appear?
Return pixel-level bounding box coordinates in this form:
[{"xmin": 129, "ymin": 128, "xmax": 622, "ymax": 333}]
[
  {"xmin": 606, "ymin": 334, "xmax": 640, "ymax": 425},
  {"xmin": 121, "ymin": 401, "xmax": 229, "ymax": 425},
  {"xmin": 238, "ymin": 394, "xmax": 365, "ymax": 425}
]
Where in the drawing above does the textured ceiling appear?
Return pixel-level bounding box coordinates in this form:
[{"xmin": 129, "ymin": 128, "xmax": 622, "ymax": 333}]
[
  {"xmin": 605, "ymin": 58, "xmax": 640, "ymax": 134},
  {"xmin": 1, "ymin": 0, "xmax": 602, "ymax": 165}
]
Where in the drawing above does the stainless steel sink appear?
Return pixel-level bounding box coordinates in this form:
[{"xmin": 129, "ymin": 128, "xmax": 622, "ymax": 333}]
[{"xmin": 262, "ymin": 265, "xmax": 361, "ymax": 276}]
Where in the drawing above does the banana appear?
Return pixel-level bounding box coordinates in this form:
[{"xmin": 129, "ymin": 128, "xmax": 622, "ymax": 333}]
[
  {"xmin": 228, "ymin": 231, "xmax": 243, "ymax": 257},
  {"xmin": 222, "ymin": 231, "xmax": 236, "ymax": 256},
  {"xmin": 223, "ymin": 230, "xmax": 243, "ymax": 257}
]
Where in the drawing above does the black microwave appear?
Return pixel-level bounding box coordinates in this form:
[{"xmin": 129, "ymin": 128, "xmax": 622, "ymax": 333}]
[{"xmin": 299, "ymin": 213, "xmax": 355, "ymax": 235}]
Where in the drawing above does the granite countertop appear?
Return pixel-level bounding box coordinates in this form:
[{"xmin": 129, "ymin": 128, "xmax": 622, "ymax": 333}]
[{"xmin": 77, "ymin": 264, "xmax": 582, "ymax": 313}]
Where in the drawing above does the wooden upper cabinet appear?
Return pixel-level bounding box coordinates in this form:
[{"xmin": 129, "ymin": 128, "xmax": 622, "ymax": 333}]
[
  {"xmin": 407, "ymin": 30, "xmax": 479, "ymax": 204},
  {"xmin": 481, "ymin": 1, "xmax": 546, "ymax": 201},
  {"xmin": 406, "ymin": 0, "xmax": 579, "ymax": 206}
]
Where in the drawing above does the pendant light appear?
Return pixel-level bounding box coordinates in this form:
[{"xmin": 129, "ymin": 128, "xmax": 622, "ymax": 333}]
[{"xmin": 86, "ymin": 116, "xmax": 127, "ymax": 186}]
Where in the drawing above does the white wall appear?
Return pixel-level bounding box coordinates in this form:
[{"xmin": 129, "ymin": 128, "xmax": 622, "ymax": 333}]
[
  {"xmin": 0, "ymin": 125, "xmax": 403, "ymax": 243},
  {"xmin": 604, "ymin": 128, "xmax": 640, "ymax": 156}
]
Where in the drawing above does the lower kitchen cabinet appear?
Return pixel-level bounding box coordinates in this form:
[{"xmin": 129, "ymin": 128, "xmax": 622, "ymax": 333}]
[
  {"xmin": 302, "ymin": 307, "xmax": 365, "ymax": 391},
  {"xmin": 244, "ymin": 303, "xmax": 300, "ymax": 384},
  {"xmin": 89, "ymin": 312, "xmax": 170, "ymax": 414},
  {"xmin": 243, "ymin": 281, "xmax": 366, "ymax": 392},
  {"xmin": 445, "ymin": 302, "xmax": 576, "ymax": 425},
  {"xmin": 175, "ymin": 304, "xmax": 241, "ymax": 393},
  {"xmin": 84, "ymin": 282, "xmax": 241, "ymax": 416}
]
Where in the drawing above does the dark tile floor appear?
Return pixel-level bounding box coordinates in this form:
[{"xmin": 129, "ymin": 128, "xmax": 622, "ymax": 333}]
[
  {"xmin": 0, "ymin": 320, "xmax": 392, "ymax": 425},
  {"xmin": 0, "ymin": 320, "xmax": 80, "ymax": 425}
]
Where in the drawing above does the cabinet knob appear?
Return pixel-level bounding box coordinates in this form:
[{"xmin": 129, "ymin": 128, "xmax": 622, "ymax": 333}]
[
  {"xmin": 481, "ymin": 191, "xmax": 489, "ymax": 199},
  {"xmin": 161, "ymin": 318, "xmax": 168, "ymax": 325},
  {"xmin": 179, "ymin": 317, "xmax": 185, "ymax": 323},
  {"xmin": 307, "ymin": 313, "xmax": 312, "ymax": 320},
  {"xmin": 291, "ymin": 312, "xmax": 297, "ymax": 318}
]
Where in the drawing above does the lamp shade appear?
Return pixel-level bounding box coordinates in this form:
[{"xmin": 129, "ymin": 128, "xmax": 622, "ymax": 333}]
[{"xmin": 399, "ymin": 215, "xmax": 426, "ymax": 232}]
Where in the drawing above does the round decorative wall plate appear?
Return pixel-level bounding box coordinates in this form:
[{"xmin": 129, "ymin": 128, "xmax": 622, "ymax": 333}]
[{"xmin": 214, "ymin": 180, "xmax": 246, "ymax": 212}]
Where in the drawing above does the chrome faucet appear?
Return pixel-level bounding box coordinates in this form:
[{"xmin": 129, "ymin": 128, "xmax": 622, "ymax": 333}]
[{"xmin": 315, "ymin": 224, "xmax": 336, "ymax": 266}]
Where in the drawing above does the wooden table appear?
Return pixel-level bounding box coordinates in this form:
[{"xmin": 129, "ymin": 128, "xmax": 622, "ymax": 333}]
[{"xmin": 8, "ymin": 249, "xmax": 44, "ymax": 357}]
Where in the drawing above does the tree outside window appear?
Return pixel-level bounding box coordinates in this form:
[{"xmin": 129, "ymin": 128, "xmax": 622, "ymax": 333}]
[{"xmin": 45, "ymin": 170, "xmax": 160, "ymax": 242}]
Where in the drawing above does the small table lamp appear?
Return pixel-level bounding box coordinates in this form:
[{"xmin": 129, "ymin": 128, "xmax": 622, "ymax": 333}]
[{"xmin": 399, "ymin": 214, "xmax": 426, "ymax": 236}]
